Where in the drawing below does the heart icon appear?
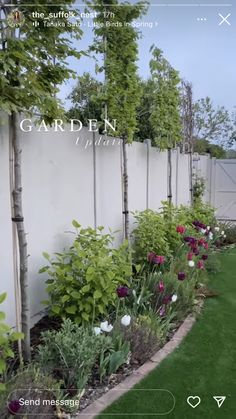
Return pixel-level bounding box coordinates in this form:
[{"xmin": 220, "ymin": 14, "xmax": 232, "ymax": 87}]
[{"xmin": 187, "ymin": 396, "xmax": 201, "ymax": 408}]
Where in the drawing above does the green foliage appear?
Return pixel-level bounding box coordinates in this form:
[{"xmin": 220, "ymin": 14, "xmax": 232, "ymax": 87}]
[
  {"xmin": 193, "ymin": 97, "xmax": 236, "ymax": 147},
  {"xmin": 0, "ymin": 366, "xmax": 62, "ymax": 417},
  {"xmin": 0, "ymin": 293, "xmax": 24, "ymax": 392},
  {"xmin": 191, "ymin": 202, "xmax": 216, "ymax": 226},
  {"xmin": 149, "ymin": 45, "xmax": 182, "ymax": 148},
  {"xmin": 131, "ymin": 203, "xmax": 216, "ymax": 266},
  {"xmin": 193, "ymin": 138, "xmax": 226, "ymax": 158},
  {"xmin": 40, "ymin": 222, "xmax": 132, "ymax": 324},
  {"xmin": 37, "ymin": 319, "xmax": 105, "ymax": 390},
  {"xmin": 119, "ymin": 315, "xmax": 159, "ymax": 364},
  {"xmin": 0, "ymin": 0, "xmax": 83, "ymax": 122},
  {"xmin": 67, "ymin": 72, "xmax": 103, "ymax": 125},
  {"xmin": 135, "ymin": 78, "xmax": 156, "ymax": 142},
  {"xmin": 99, "ymin": 333, "xmax": 130, "ymax": 382},
  {"xmin": 161, "ymin": 201, "xmax": 216, "ymax": 230},
  {"xmin": 131, "ymin": 210, "xmax": 170, "ymax": 264}
]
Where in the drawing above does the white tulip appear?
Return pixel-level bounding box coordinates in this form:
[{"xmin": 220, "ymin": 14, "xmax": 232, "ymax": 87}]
[
  {"xmin": 94, "ymin": 327, "xmax": 101, "ymax": 335},
  {"xmin": 207, "ymin": 226, "xmax": 211, "ymax": 231},
  {"xmin": 209, "ymin": 232, "xmax": 213, "ymax": 240},
  {"xmin": 188, "ymin": 260, "xmax": 195, "ymax": 268},
  {"xmin": 172, "ymin": 294, "xmax": 178, "ymax": 302},
  {"xmin": 121, "ymin": 315, "xmax": 131, "ymax": 327},
  {"xmin": 223, "ymin": 234, "xmax": 226, "ymax": 238},
  {"xmin": 200, "ymin": 228, "xmax": 206, "ymax": 234},
  {"xmin": 214, "ymin": 226, "xmax": 220, "ymax": 232},
  {"xmin": 221, "ymin": 230, "xmax": 225, "ymax": 236},
  {"xmin": 100, "ymin": 321, "xmax": 113, "ymax": 333}
]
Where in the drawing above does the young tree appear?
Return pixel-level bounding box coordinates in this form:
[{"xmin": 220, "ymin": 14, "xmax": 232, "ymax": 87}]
[
  {"xmin": 180, "ymin": 80, "xmax": 194, "ymax": 204},
  {"xmin": 87, "ymin": 0, "xmax": 146, "ymax": 239},
  {"xmin": 193, "ymin": 97, "xmax": 236, "ymax": 147},
  {"xmin": 0, "ymin": 0, "xmax": 83, "ymax": 361},
  {"xmin": 67, "ymin": 72, "xmax": 103, "ymax": 124},
  {"xmin": 180, "ymin": 80, "xmax": 194, "ymax": 152},
  {"xmin": 135, "ymin": 78, "xmax": 155, "ymax": 142},
  {"xmin": 149, "ymin": 46, "xmax": 182, "ymax": 149}
]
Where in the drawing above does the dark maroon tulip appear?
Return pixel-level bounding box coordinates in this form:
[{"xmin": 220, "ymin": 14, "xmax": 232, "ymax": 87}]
[
  {"xmin": 8, "ymin": 400, "xmax": 21, "ymax": 415},
  {"xmin": 197, "ymin": 260, "xmax": 204, "ymax": 269},
  {"xmin": 178, "ymin": 272, "xmax": 186, "ymax": 281},
  {"xmin": 201, "ymin": 254, "xmax": 208, "ymax": 260},
  {"xmin": 163, "ymin": 294, "xmax": 172, "ymax": 305},
  {"xmin": 184, "ymin": 236, "xmax": 197, "ymax": 245},
  {"xmin": 192, "ymin": 247, "xmax": 200, "ymax": 256},
  {"xmin": 116, "ymin": 286, "xmax": 129, "ymax": 298},
  {"xmin": 193, "ymin": 220, "xmax": 206, "ymax": 230}
]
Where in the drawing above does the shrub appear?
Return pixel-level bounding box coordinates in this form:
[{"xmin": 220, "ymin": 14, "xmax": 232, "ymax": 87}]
[
  {"xmin": 159, "ymin": 202, "xmax": 186, "ymax": 253},
  {"xmin": 191, "ymin": 202, "xmax": 216, "ymax": 227},
  {"xmin": 131, "ymin": 210, "xmax": 170, "ymax": 265},
  {"xmin": 0, "ymin": 293, "xmax": 24, "ymax": 392},
  {"xmin": 37, "ymin": 319, "xmax": 107, "ymax": 391},
  {"xmin": 131, "ymin": 203, "xmax": 216, "ymax": 265},
  {"xmin": 40, "ymin": 221, "xmax": 132, "ymax": 324},
  {"xmin": 119, "ymin": 316, "xmax": 159, "ymax": 364}
]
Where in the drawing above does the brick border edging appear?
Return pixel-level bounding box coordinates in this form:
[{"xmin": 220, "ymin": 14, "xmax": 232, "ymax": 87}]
[{"xmin": 75, "ymin": 314, "xmax": 197, "ymax": 419}]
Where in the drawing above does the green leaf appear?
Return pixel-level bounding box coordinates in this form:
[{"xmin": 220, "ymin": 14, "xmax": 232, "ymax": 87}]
[
  {"xmin": 61, "ymin": 295, "xmax": 70, "ymax": 304},
  {"xmin": 0, "ymin": 359, "xmax": 6, "ymax": 374},
  {"xmin": 72, "ymin": 220, "xmax": 81, "ymax": 229},
  {"xmin": 93, "ymin": 290, "xmax": 102, "ymax": 299},
  {"xmin": 0, "ymin": 323, "xmax": 10, "ymax": 334},
  {"xmin": 0, "ymin": 311, "xmax": 6, "ymax": 321},
  {"xmin": 39, "ymin": 266, "xmax": 50, "ymax": 274},
  {"xmin": 0, "ymin": 293, "xmax": 7, "ymax": 304},
  {"xmin": 42, "ymin": 252, "xmax": 50, "ymax": 261},
  {"xmin": 81, "ymin": 312, "xmax": 89, "ymax": 321},
  {"xmin": 4, "ymin": 348, "xmax": 14, "ymax": 358},
  {"xmin": 0, "ymin": 382, "xmax": 6, "ymax": 391},
  {"xmin": 81, "ymin": 284, "xmax": 90, "ymax": 293},
  {"xmin": 51, "ymin": 305, "xmax": 60, "ymax": 314},
  {"xmin": 71, "ymin": 291, "xmax": 80, "ymax": 299},
  {"xmin": 11, "ymin": 332, "xmax": 24, "ymax": 341},
  {"xmin": 98, "ymin": 305, "xmax": 105, "ymax": 314},
  {"xmin": 65, "ymin": 305, "xmax": 77, "ymax": 314}
]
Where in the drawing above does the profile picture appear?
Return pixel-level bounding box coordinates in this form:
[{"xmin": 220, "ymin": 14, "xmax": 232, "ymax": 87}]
[{"xmin": 7, "ymin": 9, "xmax": 25, "ymax": 28}]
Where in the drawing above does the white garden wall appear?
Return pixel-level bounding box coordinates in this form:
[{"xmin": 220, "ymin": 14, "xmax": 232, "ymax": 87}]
[{"xmin": 1, "ymin": 121, "xmax": 209, "ymax": 327}]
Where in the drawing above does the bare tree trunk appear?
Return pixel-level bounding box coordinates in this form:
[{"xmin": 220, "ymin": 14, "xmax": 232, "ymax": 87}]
[
  {"xmin": 189, "ymin": 150, "xmax": 193, "ymax": 206},
  {"xmin": 122, "ymin": 137, "xmax": 129, "ymax": 241},
  {"xmin": 167, "ymin": 148, "xmax": 172, "ymax": 205},
  {"xmin": 10, "ymin": 112, "xmax": 31, "ymax": 362}
]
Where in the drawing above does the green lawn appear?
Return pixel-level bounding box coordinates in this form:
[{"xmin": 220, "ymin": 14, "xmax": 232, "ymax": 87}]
[{"xmin": 98, "ymin": 249, "xmax": 236, "ymax": 419}]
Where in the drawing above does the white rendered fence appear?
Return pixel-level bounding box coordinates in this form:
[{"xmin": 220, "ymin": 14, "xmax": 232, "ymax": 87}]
[{"xmin": 1, "ymin": 121, "xmax": 207, "ymax": 327}]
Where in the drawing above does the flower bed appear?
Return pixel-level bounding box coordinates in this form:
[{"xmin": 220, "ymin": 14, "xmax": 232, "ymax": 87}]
[{"xmin": 0, "ymin": 202, "xmax": 231, "ymax": 418}]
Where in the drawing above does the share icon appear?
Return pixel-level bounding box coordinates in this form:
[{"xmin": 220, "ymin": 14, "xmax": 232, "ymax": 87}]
[{"xmin": 213, "ymin": 396, "xmax": 226, "ymax": 408}]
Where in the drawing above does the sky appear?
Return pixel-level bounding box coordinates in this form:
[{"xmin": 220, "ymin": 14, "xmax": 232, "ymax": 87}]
[{"xmin": 58, "ymin": 1, "xmax": 235, "ymax": 112}]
